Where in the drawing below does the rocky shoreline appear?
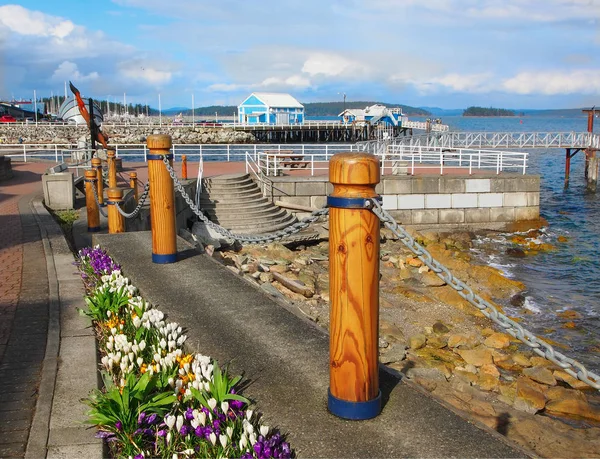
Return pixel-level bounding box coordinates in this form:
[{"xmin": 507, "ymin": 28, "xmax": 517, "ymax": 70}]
[
  {"xmin": 0, "ymin": 124, "xmax": 255, "ymax": 145},
  {"xmin": 205, "ymin": 228, "xmax": 600, "ymax": 458}
]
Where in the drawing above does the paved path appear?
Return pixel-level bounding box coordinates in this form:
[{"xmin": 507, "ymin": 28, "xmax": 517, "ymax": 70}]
[{"xmin": 0, "ymin": 163, "xmax": 48, "ymax": 458}]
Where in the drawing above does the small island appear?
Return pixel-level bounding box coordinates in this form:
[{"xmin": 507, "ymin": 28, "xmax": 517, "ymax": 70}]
[{"xmin": 463, "ymin": 106, "xmax": 515, "ymax": 117}]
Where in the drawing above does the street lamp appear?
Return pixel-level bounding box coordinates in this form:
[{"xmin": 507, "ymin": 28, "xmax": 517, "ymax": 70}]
[{"xmin": 338, "ymin": 92, "xmax": 346, "ymax": 113}]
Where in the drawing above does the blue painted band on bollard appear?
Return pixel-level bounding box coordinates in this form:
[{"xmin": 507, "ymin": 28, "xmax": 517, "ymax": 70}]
[
  {"xmin": 152, "ymin": 253, "xmax": 177, "ymax": 264},
  {"xmin": 327, "ymin": 196, "xmax": 381, "ymax": 209},
  {"xmin": 328, "ymin": 389, "xmax": 382, "ymax": 420},
  {"xmin": 87, "ymin": 226, "xmax": 101, "ymax": 233},
  {"xmin": 147, "ymin": 154, "xmax": 174, "ymax": 160}
]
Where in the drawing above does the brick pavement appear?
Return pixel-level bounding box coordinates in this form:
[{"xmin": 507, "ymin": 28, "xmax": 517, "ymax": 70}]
[{"xmin": 0, "ymin": 163, "xmax": 49, "ymax": 458}]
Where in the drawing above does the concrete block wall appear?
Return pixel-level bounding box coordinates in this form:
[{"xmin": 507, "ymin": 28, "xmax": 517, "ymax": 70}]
[
  {"xmin": 42, "ymin": 172, "xmax": 76, "ymax": 210},
  {"xmin": 264, "ymin": 173, "xmax": 540, "ymax": 229}
]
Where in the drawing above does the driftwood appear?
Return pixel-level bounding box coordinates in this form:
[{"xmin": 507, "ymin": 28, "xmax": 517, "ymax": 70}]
[{"xmin": 271, "ymin": 272, "xmax": 314, "ymax": 298}]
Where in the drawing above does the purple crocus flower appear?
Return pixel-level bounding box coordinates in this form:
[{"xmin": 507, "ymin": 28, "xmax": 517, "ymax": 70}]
[
  {"xmin": 146, "ymin": 413, "xmax": 157, "ymax": 425},
  {"xmin": 157, "ymin": 429, "xmax": 167, "ymax": 437},
  {"xmin": 134, "ymin": 454, "xmax": 144, "ymax": 459},
  {"xmin": 185, "ymin": 407, "xmax": 194, "ymax": 421},
  {"xmin": 138, "ymin": 412, "xmax": 146, "ymax": 425},
  {"xmin": 115, "ymin": 421, "xmax": 123, "ymax": 431},
  {"xmin": 180, "ymin": 425, "xmax": 190, "ymax": 436}
]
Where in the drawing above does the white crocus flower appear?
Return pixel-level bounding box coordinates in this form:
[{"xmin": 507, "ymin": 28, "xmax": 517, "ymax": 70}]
[
  {"xmin": 209, "ymin": 432, "xmax": 217, "ymax": 446},
  {"xmin": 198, "ymin": 411, "xmax": 206, "ymax": 426},
  {"xmin": 176, "ymin": 415, "xmax": 184, "ymax": 432},
  {"xmin": 246, "ymin": 409, "xmax": 253, "ymax": 420},
  {"xmin": 166, "ymin": 431, "xmax": 172, "ymax": 444},
  {"xmin": 137, "ymin": 357, "xmax": 143, "ymax": 366},
  {"xmin": 249, "ymin": 432, "xmax": 257, "ymax": 445},
  {"xmin": 260, "ymin": 425, "xmax": 269, "ymax": 437},
  {"xmin": 219, "ymin": 434, "xmax": 228, "ymax": 447},
  {"xmin": 207, "ymin": 398, "xmax": 217, "ymax": 411},
  {"xmin": 240, "ymin": 433, "xmax": 248, "ymax": 449},
  {"xmin": 226, "ymin": 426, "xmax": 233, "ymax": 438},
  {"xmin": 165, "ymin": 414, "xmax": 176, "ymax": 429},
  {"xmin": 191, "ymin": 419, "xmax": 199, "ymax": 429},
  {"xmin": 221, "ymin": 401, "xmax": 229, "ymax": 413}
]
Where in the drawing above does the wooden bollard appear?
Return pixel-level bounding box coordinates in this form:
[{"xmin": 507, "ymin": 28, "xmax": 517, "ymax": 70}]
[
  {"xmin": 327, "ymin": 153, "xmax": 381, "ymax": 420},
  {"xmin": 91, "ymin": 157, "xmax": 105, "ymax": 206},
  {"xmin": 84, "ymin": 169, "xmax": 100, "ymax": 232},
  {"xmin": 107, "ymin": 150, "xmax": 117, "ymax": 189},
  {"xmin": 106, "ymin": 188, "xmax": 125, "ymax": 234},
  {"xmin": 181, "ymin": 155, "xmax": 188, "ymax": 180},
  {"xmin": 130, "ymin": 172, "xmax": 139, "ymax": 203},
  {"xmin": 147, "ymin": 135, "xmax": 177, "ymax": 263}
]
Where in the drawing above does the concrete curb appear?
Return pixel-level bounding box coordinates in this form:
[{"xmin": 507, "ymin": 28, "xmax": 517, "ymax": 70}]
[{"xmin": 25, "ymin": 197, "xmax": 102, "ymax": 459}]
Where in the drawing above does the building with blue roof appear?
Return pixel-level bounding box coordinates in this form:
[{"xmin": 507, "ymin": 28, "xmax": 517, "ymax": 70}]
[{"xmin": 238, "ymin": 92, "xmax": 304, "ymax": 125}]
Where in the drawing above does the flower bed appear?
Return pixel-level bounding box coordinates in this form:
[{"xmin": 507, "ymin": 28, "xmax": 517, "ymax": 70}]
[{"xmin": 75, "ymin": 246, "xmax": 292, "ymax": 459}]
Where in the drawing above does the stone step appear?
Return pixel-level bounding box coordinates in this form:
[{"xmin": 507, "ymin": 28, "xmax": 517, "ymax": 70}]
[
  {"xmin": 217, "ymin": 217, "xmax": 298, "ymax": 234},
  {"xmin": 203, "ymin": 173, "xmax": 251, "ymax": 185},
  {"xmin": 211, "ymin": 211, "xmax": 295, "ymax": 228},
  {"xmin": 206, "ymin": 206, "xmax": 289, "ymax": 221},
  {"xmin": 201, "ymin": 188, "xmax": 264, "ymax": 198},
  {"xmin": 202, "ymin": 181, "xmax": 257, "ymax": 193}
]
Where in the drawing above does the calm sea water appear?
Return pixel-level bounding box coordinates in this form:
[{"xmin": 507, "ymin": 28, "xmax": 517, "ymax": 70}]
[{"xmin": 424, "ymin": 115, "xmax": 600, "ymax": 372}]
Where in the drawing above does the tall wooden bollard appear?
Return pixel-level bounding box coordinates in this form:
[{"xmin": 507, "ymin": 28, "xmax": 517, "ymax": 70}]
[
  {"xmin": 181, "ymin": 155, "xmax": 188, "ymax": 180},
  {"xmin": 106, "ymin": 188, "xmax": 126, "ymax": 234},
  {"xmin": 327, "ymin": 153, "xmax": 381, "ymax": 420},
  {"xmin": 84, "ymin": 169, "xmax": 100, "ymax": 232},
  {"xmin": 147, "ymin": 135, "xmax": 177, "ymax": 263},
  {"xmin": 130, "ymin": 172, "xmax": 139, "ymax": 203},
  {"xmin": 91, "ymin": 157, "xmax": 105, "ymax": 206},
  {"xmin": 107, "ymin": 150, "xmax": 117, "ymax": 189}
]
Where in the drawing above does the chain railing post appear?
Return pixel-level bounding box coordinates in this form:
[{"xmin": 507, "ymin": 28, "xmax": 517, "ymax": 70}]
[
  {"xmin": 107, "ymin": 188, "xmax": 125, "ymax": 233},
  {"xmin": 130, "ymin": 172, "xmax": 139, "ymax": 203},
  {"xmin": 181, "ymin": 154, "xmax": 188, "ymax": 179},
  {"xmin": 327, "ymin": 152, "xmax": 381, "ymax": 420},
  {"xmin": 147, "ymin": 135, "xmax": 177, "ymax": 263},
  {"xmin": 107, "ymin": 150, "xmax": 117, "ymax": 188},
  {"xmin": 91, "ymin": 157, "xmax": 105, "ymax": 206},
  {"xmin": 84, "ymin": 169, "xmax": 100, "ymax": 232}
]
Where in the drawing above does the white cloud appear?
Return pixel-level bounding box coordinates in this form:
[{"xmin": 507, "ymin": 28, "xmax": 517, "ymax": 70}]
[
  {"xmin": 118, "ymin": 60, "xmax": 173, "ymax": 85},
  {"xmin": 51, "ymin": 61, "xmax": 99, "ymax": 82},
  {"xmin": 302, "ymin": 53, "xmax": 365, "ymax": 77},
  {"xmin": 261, "ymin": 75, "xmax": 311, "ymax": 89},
  {"xmin": 502, "ymin": 70, "xmax": 600, "ymax": 95},
  {"xmin": 0, "ymin": 4, "xmax": 74, "ymax": 38}
]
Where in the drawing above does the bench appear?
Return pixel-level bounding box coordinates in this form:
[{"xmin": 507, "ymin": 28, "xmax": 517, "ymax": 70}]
[
  {"xmin": 42, "ymin": 162, "xmax": 86, "ymax": 210},
  {"xmin": 264, "ymin": 150, "xmax": 310, "ymax": 171}
]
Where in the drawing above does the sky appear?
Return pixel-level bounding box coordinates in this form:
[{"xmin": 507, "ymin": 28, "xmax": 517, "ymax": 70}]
[{"xmin": 1, "ymin": 0, "xmax": 600, "ymax": 110}]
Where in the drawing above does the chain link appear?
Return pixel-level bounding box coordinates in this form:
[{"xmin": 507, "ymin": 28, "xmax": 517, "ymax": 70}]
[
  {"xmin": 369, "ymin": 198, "xmax": 600, "ymax": 391},
  {"xmin": 161, "ymin": 156, "xmax": 328, "ymax": 244},
  {"xmin": 114, "ymin": 183, "xmax": 150, "ymax": 219},
  {"xmin": 91, "ymin": 181, "xmax": 108, "ymax": 217}
]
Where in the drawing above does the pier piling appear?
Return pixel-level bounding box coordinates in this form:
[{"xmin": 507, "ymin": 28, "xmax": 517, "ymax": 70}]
[
  {"xmin": 107, "ymin": 187, "xmax": 125, "ymax": 233},
  {"xmin": 84, "ymin": 169, "xmax": 100, "ymax": 232},
  {"xmin": 91, "ymin": 157, "xmax": 104, "ymax": 206},
  {"xmin": 327, "ymin": 152, "xmax": 381, "ymax": 420},
  {"xmin": 107, "ymin": 150, "xmax": 117, "ymax": 189},
  {"xmin": 147, "ymin": 135, "xmax": 177, "ymax": 263},
  {"xmin": 130, "ymin": 172, "xmax": 139, "ymax": 203}
]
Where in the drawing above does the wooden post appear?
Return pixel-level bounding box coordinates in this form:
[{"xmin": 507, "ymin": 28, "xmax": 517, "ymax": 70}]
[
  {"xmin": 147, "ymin": 135, "xmax": 177, "ymax": 263},
  {"xmin": 107, "ymin": 150, "xmax": 117, "ymax": 189},
  {"xmin": 106, "ymin": 188, "xmax": 125, "ymax": 233},
  {"xmin": 130, "ymin": 172, "xmax": 139, "ymax": 203},
  {"xmin": 327, "ymin": 152, "xmax": 381, "ymax": 420},
  {"xmin": 181, "ymin": 155, "xmax": 188, "ymax": 180},
  {"xmin": 84, "ymin": 169, "xmax": 100, "ymax": 232},
  {"xmin": 565, "ymin": 148, "xmax": 571, "ymax": 189},
  {"xmin": 91, "ymin": 157, "xmax": 105, "ymax": 206}
]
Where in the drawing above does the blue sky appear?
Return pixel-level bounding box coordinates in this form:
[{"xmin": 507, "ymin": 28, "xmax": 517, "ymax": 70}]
[{"xmin": 1, "ymin": 0, "xmax": 599, "ymax": 109}]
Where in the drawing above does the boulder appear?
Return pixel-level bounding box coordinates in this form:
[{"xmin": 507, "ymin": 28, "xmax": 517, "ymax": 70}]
[
  {"xmin": 513, "ymin": 377, "xmax": 546, "ymax": 414},
  {"xmin": 432, "ymin": 321, "xmax": 450, "ymax": 334},
  {"xmin": 456, "ymin": 346, "xmax": 494, "ymax": 367},
  {"xmin": 553, "ymin": 370, "xmax": 594, "ymax": 390},
  {"xmin": 484, "ymin": 332, "xmax": 511, "ymax": 349},
  {"xmin": 522, "ymin": 366, "xmax": 557, "ymax": 386},
  {"xmin": 408, "ymin": 333, "xmax": 427, "ymax": 350},
  {"xmin": 545, "ymin": 398, "xmax": 600, "ymax": 422}
]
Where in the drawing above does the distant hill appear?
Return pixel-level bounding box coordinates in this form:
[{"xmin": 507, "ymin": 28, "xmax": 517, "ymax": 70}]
[
  {"xmin": 303, "ymin": 101, "xmax": 430, "ymax": 116},
  {"xmin": 464, "ymin": 106, "xmax": 515, "ymax": 117},
  {"xmin": 170, "ymin": 101, "xmax": 430, "ymax": 117},
  {"xmin": 419, "ymin": 107, "xmax": 463, "ymax": 116}
]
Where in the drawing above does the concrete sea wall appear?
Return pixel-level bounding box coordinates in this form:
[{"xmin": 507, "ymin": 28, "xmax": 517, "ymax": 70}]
[{"xmin": 264, "ymin": 174, "xmax": 541, "ymax": 230}]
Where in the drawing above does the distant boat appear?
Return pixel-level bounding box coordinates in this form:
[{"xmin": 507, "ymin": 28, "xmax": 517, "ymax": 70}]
[{"xmin": 57, "ymin": 97, "xmax": 103, "ymax": 126}]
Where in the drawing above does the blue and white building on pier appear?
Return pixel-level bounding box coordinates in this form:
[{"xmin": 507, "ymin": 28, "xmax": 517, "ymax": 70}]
[
  {"xmin": 338, "ymin": 104, "xmax": 406, "ymax": 127},
  {"xmin": 238, "ymin": 92, "xmax": 304, "ymax": 125}
]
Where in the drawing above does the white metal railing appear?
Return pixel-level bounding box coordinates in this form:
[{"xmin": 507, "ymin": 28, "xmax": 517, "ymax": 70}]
[
  {"xmin": 391, "ymin": 131, "xmax": 600, "ymax": 150},
  {"xmin": 385, "ymin": 145, "xmax": 528, "ymax": 175},
  {"xmin": 402, "ymin": 121, "xmax": 450, "ymax": 132}
]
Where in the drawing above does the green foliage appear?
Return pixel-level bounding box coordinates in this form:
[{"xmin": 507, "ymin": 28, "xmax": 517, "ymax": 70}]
[
  {"xmin": 187, "ymin": 361, "xmax": 249, "ymax": 408},
  {"xmin": 82, "ymin": 285, "xmax": 130, "ymax": 322},
  {"xmin": 463, "ymin": 106, "xmax": 516, "ymax": 116}
]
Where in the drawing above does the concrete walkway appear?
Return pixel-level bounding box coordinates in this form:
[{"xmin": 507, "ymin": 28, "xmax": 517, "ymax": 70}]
[
  {"xmin": 0, "ymin": 162, "xmax": 101, "ymax": 458},
  {"xmin": 95, "ymin": 231, "xmax": 529, "ymax": 458}
]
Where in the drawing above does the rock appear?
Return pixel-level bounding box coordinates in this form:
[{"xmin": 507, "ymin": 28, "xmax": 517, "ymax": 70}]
[
  {"xmin": 427, "ymin": 335, "xmax": 448, "ymax": 349},
  {"xmin": 260, "ymin": 283, "xmax": 285, "ymax": 299},
  {"xmin": 421, "ymin": 271, "xmax": 445, "ymax": 286},
  {"xmin": 480, "ymin": 363, "xmax": 500, "ymax": 379},
  {"xmin": 380, "ymin": 344, "xmax": 407, "ymax": 364},
  {"xmin": 418, "ymin": 265, "xmax": 430, "ymax": 274},
  {"xmin": 406, "ymin": 257, "xmax": 423, "ymax": 267},
  {"xmin": 558, "ymin": 309, "xmax": 582, "ymax": 320},
  {"xmin": 553, "ymin": 370, "xmax": 594, "ymax": 390},
  {"xmin": 378, "ymin": 338, "xmax": 389, "ymax": 349},
  {"xmin": 269, "ymin": 264, "xmax": 288, "ymax": 274},
  {"xmin": 512, "ymin": 352, "xmax": 532, "ymax": 367},
  {"xmin": 205, "ymin": 245, "xmax": 215, "ymax": 257},
  {"xmin": 476, "ymin": 373, "xmax": 500, "ymax": 392},
  {"xmin": 258, "ymin": 263, "xmax": 270, "ymax": 272},
  {"xmin": 404, "ymin": 366, "xmax": 448, "ymax": 382},
  {"xmin": 522, "ymin": 366, "xmax": 557, "ymax": 386},
  {"xmin": 545, "ymin": 386, "xmax": 586, "ymax": 401},
  {"xmin": 509, "ymin": 293, "xmax": 527, "ymax": 307},
  {"xmin": 546, "ymin": 398, "xmax": 600, "ymax": 422},
  {"xmin": 447, "ymin": 333, "xmax": 478, "ymax": 349},
  {"xmin": 432, "ymin": 321, "xmax": 450, "ymax": 334},
  {"xmin": 513, "ymin": 377, "xmax": 546, "ymax": 414},
  {"xmin": 484, "ymin": 332, "xmax": 511, "ymax": 349},
  {"xmin": 456, "ymin": 346, "xmax": 494, "ymax": 367},
  {"xmin": 506, "ymin": 247, "xmax": 526, "ymax": 257},
  {"xmin": 453, "ymin": 368, "xmax": 479, "ymax": 385},
  {"xmin": 408, "ymin": 334, "xmax": 427, "ymax": 350}
]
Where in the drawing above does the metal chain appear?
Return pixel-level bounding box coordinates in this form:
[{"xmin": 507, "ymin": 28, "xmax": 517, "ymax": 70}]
[
  {"xmin": 91, "ymin": 182, "xmax": 108, "ymax": 217},
  {"xmin": 114, "ymin": 183, "xmax": 150, "ymax": 219},
  {"xmin": 368, "ymin": 198, "xmax": 600, "ymax": 391},
  {"xmin": 161, "ymin": 156, "xmax": 329, "ymax": 244}
]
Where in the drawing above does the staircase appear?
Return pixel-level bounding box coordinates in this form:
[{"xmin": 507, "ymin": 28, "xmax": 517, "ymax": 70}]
[{"xmin": 199, "ymin": 174, "xmax": 297, "ymax": 234}]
